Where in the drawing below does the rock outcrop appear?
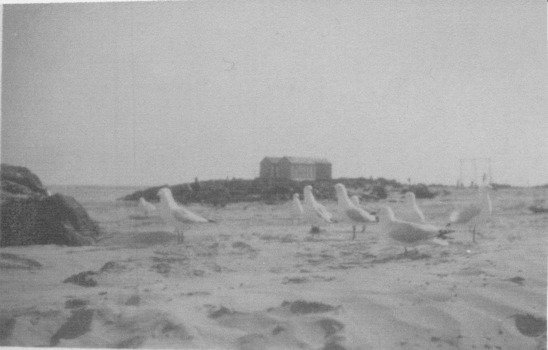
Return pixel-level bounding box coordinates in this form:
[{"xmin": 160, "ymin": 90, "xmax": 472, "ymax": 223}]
[{"xmin": 1, "ymin": 164, "xmax": 100, "ymax": 247}]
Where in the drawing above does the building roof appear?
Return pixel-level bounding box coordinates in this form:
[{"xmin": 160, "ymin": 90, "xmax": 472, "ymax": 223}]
[
  {"xmin": 262, "ymin": 156, "xmax": 331, "ymax": 165},
  {"xmin": 283, "ymin": 157, "xmax": 331, "ymax": 164},
  {"xmin": 261, "ymin": 157, "xmax": 283, "ymax": 163}
]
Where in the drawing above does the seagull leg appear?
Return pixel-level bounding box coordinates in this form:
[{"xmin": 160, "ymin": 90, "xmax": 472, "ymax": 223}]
[
  {"xmin": 175, "ymin": 229, "xmax": 184, "ymax": 244},
  {"xmin": 404, "ymin": 247, "xmax": 408, "ymax": 256},
  {"xmin": 352, "ymin": 226, "xmax": 356, "ymax": 240},
  {"xmin": 472, "ymin": 227, "xmax": 476, "ymax": 243},
  {"xmin": 361, "ymin": 225, "xmax": 366, "ymax": 233}
]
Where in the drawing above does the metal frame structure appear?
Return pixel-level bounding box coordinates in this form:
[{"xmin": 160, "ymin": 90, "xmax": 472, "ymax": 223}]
[{"xmin": 458, "ymin": 158, "xmax": 492, "ymax": 187}]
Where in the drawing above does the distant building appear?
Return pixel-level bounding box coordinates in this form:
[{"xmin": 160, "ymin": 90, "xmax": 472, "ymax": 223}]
[{"xmin": 260, "ymin": 156, "xmax": 332, "ymax": 181}]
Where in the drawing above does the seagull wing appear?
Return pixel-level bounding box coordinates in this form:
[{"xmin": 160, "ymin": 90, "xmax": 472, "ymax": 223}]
[
  {"xmin": 172, "ymin": 207, "xmax": 210, "ymax": 223},
  {"xmin": 450, "ymin": 204, "xmax": 481, "ymax": 224},
  {"xmin": 388, "ymin": 221, "xmax": 439, "ymax": 244},
  {"xmin": 414, "ymin": 204, "xmax": 426, "ymax": 223},
  {"xmin": 145, "ymin": 202, "xmax": 157, "ymax": 212},
  {"xmin": 314, "ymin": 202, "xmax": 333, "ymax": 222},
  {"xmin": 293, "ymin": 198, "xmax": 304, "ymax": 215},
  {"xmin": 345, "ymin": 207, "xmax": 376, "ymax": 223}
]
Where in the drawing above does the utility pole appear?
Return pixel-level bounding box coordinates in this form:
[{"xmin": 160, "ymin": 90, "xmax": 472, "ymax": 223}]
[{"xmin": 458, "ymin": 157, "xmax": 492, "ymax": 188}]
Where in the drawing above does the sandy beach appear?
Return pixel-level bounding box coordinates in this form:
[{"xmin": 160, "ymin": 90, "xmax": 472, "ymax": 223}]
[{"xmin": 0, "ymin": 186, "xmax": 546, "ymax": 349}]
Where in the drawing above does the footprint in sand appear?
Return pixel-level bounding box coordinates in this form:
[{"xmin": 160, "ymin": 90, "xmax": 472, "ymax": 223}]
[
  {"xmin": 510, "ymin": 314, "xmax": 547, "ymax": 338},
  {"xmin": 207, "ymin": 300, "xmax": 348, "ymax": 349},
  {"xmin": 50, "ymin": 309, "xmax": 94, "ymax": 346}
]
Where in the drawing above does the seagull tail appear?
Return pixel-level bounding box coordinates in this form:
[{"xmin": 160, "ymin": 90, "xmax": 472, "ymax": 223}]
[{"xmin": 208, "ymin": 219, "xmax": 217, "ymax": 223}]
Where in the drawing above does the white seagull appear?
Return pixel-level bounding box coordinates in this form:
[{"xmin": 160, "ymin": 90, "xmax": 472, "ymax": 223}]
[
  {"xmin": 398, "ymin": 192, "xmax": 426, "ymax": 223},
  {"xmin": 138, "ymin": 197, "xmax": 157, "ymax": 217},
  {"xmin": 335, "ymin": 183, "xmax": 378, "ymax": 239},
  {"xmin": 350, "ymin": 195, "xmax": 371, "ymax": 233},
  {"xmin": 292, "ymin": 193, "xmax": 304, "ymax": 220},
  {"xmin": 351, "ymin": 195, "xmax": 377, "ymax": 213},
  {"xmin": 157, "ymin": 187, "xmax": 214, "ymax": 243},
  {"xmin": 302, "ymin": 185, "xmax": 335, "ymax": 235},
  {"xmin": 448, "ymin": 185, "xmax": 492, "ymax": 242},
  {"xmin": 378, "ymin": 206, "xmax": 453, "ymax": 255}
]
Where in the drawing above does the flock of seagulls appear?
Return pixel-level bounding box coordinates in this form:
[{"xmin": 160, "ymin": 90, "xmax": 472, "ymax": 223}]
[{"xmin": 136, "ymin": 183, "xmax": 493, "ymax": 254}]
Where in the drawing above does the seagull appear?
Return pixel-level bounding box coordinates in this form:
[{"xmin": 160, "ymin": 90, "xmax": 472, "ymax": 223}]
[
  {"xmin": 378, "ymin": 205, "xmax": 453, "ymax": 255},
  {"xmin": 302, "ymin": 185, "xmax": 335, "ymax": 235},
  {"xmin": 292, "ymin": 193, "xmax": 304, "ymax": 222},
  {"xmin": 351, "ymin": 195, "xmax": 377, "ymax": 214},
  {"xmin": 138, "ymin": 197, "xmax": 157, "ymax": 217},
  {"xmin": 398, "ymin": 192, "xmax": 426, "ymax": 223},
  {"xmin": 350, "ymin": 195, "xmax": 369, "ymax": 233},
  {"xmin": 157, "ymin": 187, "xmax": 214, "ymax": 243},
  {"xmin": 335, "ymin": 183, "xmax": 378, "ymax": 239},
  {"xmin": 447, "ymin": 185, "xmax": 492, "ymax": 242}
]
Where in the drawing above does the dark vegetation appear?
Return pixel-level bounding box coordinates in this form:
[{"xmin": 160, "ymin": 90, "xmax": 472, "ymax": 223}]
[
  {"xmin": 529, "ymin": 205, "xmax": 548, "ymax": 214},
  {"xmin": 121, "ymin": 176, "xmax": 429, "ymax": 206},
  {"xmin": 490, "ymin": 183, "xmax": 512, "ymax": 190},
  {"xmin": 401, "ymin": 183, "xmax": 438, "ymax": 199}
]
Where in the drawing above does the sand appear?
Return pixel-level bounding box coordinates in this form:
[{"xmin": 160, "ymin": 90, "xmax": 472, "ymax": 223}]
[{"xmin": 0, "ymin": 187, "xmax": 546, "ymax": 349}]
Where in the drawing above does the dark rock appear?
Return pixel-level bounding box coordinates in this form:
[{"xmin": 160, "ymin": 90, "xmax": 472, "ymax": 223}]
[
  {"xmin": 125, "ymin": 295, "xmax": 140, "ymax": 306},
  {"xmin": 65, "ymin": 299, "xmax": 89, "ymax": 309},
  {"xmin": 40, "ymin": 194, "xmax": 100, "ymax": 244},
  {"xmin": 1, "ymin": 179, "xmax": 39, "ymax": 199},
  {"xmin": 50, "ymin": 309, "xmax": 94, "ymax": 346},
  {"xmin": 1, "ymin": 193, "xmax": 99, "ymax": 247},
  {"xmin": 322, "ymin": 341, "xmax": 348, "ymax": 350},
  {"xmin": 115, "ymin": 335, "xmax": 146, "ymax": 348},
  {"xmin": 63, "ymin": 271, "xmax": 98, "ymax": 287},
  {"xmin": 529, "ymin": 205, "xmax": 548, "ymax": 214},
  {"xmin": 120, "ymin": 184, "xmax": 168, "ymax": 202},
  {"xmin": 511, "ymin": 314, "xmax": 547, "ymax": 337},
  {"xmin": 0, "ymin": 317, "xmax": 16, "ymax": 344},
  {"xmin": 99, "ymin": 261, "xmax": 126, "ymax": 273},
  {"xmin": 0, "ymin": 164, "xmax": 47, "ymax": 197},
  {"xmin": 208, "ymin": 306, "xmax": 240, "ymax": 319},
  {"xmin": 1, "ymin": 197, "xmax": 44, "ymax": 246},
  {"xmin": 316, "ymin": 318, "xmax": 345, "ymax": 338},
  {"xmin": 505, "ymin": 276, "xmax": 525, "ymax": 286},
  {"xmin": 282, "ymin": 300, "xmax": 337, "ymax": 314},
  {"xmin": 0, "ymin": 252, "xmax": 42, "ymax": 270}
]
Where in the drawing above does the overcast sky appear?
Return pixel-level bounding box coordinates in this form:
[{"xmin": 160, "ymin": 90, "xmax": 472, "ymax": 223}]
[{"xmin": 1, "ymin": 0, "xmax": 546, "ymax": 186}]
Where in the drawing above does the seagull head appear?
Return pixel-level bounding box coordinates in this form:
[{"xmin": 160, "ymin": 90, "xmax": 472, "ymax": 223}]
[
  {"xmin": 157, "ymin": 187, "xmax": 174, "ymax": 203},
  {"xmin": 303, "ymin": 185, "xmax": 315, "ymax": 201},
  {"xmin": 334, "ymin": 183, "xmax": 347, "ymax": 199},
  {"xmin": 350, "ymin": 195, "xmax": 360, "ymax": 207},
  {"xmin": 293, "ymin": 193, "xmax": 300, "ymax": 200},
  {"xmin": 405, "ymin": 191, "xmax": 417, "ymax": 202},
  {"xmin": 378, "ymin": 205, "xmax": 396, "ymax": 223}
]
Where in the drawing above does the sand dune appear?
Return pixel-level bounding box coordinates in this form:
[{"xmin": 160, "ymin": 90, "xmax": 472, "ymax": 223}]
[{"xmin": 0, "ymin": 187, "xmax": 546, "ymax": 349}]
